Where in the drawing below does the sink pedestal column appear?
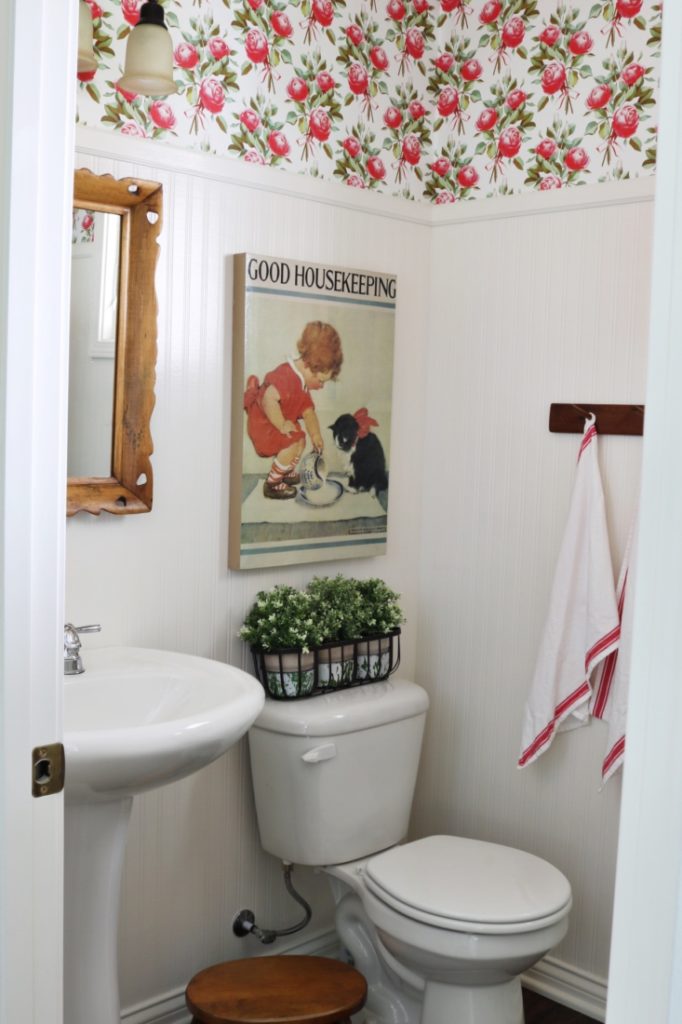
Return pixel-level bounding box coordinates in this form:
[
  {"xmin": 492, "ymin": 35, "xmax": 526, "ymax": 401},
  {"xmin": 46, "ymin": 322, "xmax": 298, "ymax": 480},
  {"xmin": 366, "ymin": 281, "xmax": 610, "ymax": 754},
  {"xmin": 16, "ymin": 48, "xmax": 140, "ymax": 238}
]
[{"xmin": 64, "ymin": 797, "xmax": 133, "ymax": 1024}]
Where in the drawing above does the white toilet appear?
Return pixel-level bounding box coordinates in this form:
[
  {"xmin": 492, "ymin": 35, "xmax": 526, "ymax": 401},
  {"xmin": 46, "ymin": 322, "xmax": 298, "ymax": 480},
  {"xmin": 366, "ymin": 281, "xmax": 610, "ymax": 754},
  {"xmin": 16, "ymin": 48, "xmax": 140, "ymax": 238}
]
[{"xmin": 248, "ymin": 678, "xmax": 571, "ymax": 1024}]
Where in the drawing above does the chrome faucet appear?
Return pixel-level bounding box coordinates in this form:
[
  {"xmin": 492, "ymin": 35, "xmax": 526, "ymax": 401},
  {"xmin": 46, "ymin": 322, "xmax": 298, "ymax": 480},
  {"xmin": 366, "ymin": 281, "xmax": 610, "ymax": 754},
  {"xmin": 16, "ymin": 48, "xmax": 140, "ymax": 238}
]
[{"xmin": 64, "ymin": 623, "xmax": 102, "ymax": 675}]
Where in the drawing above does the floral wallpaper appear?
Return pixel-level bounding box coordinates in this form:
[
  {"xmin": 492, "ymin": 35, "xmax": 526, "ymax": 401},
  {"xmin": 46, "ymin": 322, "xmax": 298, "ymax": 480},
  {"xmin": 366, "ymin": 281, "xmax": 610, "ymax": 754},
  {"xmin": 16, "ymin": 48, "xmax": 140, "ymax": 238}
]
[
  {"xmin": 72, "ymin": 208, "xmax": 96, "ymax": 243},
  {"xmin": 77, "ymin": 0, "xmax": 661, "ymax": 203}
]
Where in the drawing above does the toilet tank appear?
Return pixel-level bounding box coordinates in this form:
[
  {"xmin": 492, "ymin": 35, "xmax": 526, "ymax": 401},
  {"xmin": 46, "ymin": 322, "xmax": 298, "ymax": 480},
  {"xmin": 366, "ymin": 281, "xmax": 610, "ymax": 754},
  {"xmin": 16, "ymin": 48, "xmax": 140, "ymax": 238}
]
[{"xmin": 248, "ymin": 678, "xmax": 429, "ymax": 866}]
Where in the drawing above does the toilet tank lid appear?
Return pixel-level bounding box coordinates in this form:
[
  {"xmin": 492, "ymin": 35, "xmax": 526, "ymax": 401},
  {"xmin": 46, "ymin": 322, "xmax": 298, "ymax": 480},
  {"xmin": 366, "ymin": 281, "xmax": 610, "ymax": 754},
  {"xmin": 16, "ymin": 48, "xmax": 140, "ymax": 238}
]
[{"xmin": 251, "ymin": 678, "xmax": 429, "ymax": 737}]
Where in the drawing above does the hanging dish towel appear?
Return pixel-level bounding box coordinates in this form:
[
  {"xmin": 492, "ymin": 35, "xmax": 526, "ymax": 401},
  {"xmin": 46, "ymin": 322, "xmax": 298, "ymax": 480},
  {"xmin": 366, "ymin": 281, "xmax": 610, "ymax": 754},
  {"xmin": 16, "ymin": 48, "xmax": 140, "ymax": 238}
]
[
  {"xmin": 518, "ymin": 416, "xmax": 620, "ymax": 768},
  {"xmin": 590, "ymin": 509, "xmax": 639, "ymax": 784}
]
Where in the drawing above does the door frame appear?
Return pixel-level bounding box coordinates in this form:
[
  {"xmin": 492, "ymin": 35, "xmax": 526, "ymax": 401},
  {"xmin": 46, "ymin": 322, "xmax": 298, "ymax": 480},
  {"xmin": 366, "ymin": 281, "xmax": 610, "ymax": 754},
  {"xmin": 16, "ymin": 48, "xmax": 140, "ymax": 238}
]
[{"xmin": 0, "ymin": 2, "xmax": 75, "ymax": 1021}]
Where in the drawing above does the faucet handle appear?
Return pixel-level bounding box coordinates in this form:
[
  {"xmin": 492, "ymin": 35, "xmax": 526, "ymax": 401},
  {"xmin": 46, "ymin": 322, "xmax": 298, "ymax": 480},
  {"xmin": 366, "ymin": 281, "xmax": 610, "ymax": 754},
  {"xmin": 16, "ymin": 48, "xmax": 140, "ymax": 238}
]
[{"xmin": 63, "ymin": 624, "xmax": 101, "ymax": 675}]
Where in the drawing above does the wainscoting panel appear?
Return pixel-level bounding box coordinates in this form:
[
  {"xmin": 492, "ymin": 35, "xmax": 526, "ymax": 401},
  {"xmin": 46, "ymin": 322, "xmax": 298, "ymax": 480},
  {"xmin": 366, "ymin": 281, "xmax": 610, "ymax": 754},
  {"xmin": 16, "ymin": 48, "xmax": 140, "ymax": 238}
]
[
  {"xmin": 67, "ymin": 130, "xmax": 653, "ymax": 1018},
  {"xmin": 66, "ymin": 140, "xmax": 431, "ymax": 1011},
  {"xmin": 413, "ymin": 195, "xmax": 653, "ymax": 984}
]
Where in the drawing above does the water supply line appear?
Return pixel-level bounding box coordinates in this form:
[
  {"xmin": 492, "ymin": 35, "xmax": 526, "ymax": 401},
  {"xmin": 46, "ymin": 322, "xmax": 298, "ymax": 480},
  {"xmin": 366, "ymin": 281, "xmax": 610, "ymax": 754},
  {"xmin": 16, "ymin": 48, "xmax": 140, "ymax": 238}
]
[{"xmin": 233, "ymin": 862, "xmax": 312, "ymax": 945}]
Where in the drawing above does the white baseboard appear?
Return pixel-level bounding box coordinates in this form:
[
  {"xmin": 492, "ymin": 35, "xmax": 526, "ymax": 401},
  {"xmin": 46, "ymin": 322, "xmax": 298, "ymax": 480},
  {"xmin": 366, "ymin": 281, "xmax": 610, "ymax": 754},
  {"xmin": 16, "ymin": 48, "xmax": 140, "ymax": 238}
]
[
  {"xmin": 120, "ymin": 927, "xmax": 339, "ymax": 1024},
  {"xmin": 522, "ymin": 954, "xmax": 607, "ymax": 1021},
  {"xmin": 122, "ymin": 933, "xmax": 607, "ymax": 1024}
]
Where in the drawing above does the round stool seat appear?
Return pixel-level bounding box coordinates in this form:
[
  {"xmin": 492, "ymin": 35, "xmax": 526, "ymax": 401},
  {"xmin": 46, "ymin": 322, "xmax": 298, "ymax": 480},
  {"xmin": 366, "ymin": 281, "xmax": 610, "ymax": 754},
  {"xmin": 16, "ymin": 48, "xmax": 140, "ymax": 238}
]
[{"xmin": 186, "ymin": 955, "xmax": 368, "ymax": 1024}]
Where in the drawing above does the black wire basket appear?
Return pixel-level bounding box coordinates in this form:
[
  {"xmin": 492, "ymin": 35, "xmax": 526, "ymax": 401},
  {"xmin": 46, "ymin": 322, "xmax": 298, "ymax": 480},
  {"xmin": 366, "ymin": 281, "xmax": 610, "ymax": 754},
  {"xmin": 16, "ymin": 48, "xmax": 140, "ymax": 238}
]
[{"xmin": 250, "ymin": 628, "xmax": 401, "ymax": 700}]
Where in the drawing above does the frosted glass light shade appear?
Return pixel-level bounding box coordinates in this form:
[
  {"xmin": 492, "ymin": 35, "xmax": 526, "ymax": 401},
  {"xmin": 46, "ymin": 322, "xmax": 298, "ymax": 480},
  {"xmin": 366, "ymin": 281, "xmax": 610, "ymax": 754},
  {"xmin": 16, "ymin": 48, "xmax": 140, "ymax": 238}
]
[
  {"xmin": 77, "ymin": 0, "xmax": 97, "ymax": 74},
  {"xmin": 119, "ymin": 22, "xmax": 178, "ymax": 97}
]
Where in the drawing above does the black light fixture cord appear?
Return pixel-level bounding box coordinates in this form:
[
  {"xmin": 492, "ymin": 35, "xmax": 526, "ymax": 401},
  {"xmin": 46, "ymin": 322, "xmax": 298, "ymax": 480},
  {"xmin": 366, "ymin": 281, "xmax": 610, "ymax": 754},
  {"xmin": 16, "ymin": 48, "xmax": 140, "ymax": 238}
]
[{"xmin": 232, "ymin": 863, "xmax": 313, "ymax": 945}]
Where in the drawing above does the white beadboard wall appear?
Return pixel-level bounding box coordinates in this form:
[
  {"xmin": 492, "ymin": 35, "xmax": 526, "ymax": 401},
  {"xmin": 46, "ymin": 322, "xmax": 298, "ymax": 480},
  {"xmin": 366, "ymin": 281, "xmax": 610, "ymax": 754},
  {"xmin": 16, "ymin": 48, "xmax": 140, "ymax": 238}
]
[
  {"xmin": 411, "ymin": 195, "xmax": 653, "ymax": 988},
  {"xmin": 65, "ymin": 138, "xmax": 431, "ymax": 1012},
  {"xmin": 66, "ymin": 129, "xmax": 654, "ymax": 1017}
]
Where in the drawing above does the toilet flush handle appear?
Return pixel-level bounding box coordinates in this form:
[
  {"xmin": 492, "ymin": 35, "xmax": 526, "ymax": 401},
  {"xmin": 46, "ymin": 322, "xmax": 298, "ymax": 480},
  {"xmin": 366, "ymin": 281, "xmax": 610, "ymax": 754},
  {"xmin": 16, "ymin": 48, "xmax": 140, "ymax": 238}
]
[{"xmin": 301, "ymin": 743, "xmax": 337, "ymax": 764}]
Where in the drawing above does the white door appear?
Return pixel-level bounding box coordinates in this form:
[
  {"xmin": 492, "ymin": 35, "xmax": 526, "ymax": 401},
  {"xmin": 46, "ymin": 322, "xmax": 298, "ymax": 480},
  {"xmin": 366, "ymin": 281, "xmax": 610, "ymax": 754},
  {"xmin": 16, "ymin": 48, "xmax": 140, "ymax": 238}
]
[
  {"xmin": 585, "ymin": 3, "xmax": 682, "ymax": 1020},
  {"xmin": 0, "ymin": 2, "xmax": 76, "ymax": 1022}
]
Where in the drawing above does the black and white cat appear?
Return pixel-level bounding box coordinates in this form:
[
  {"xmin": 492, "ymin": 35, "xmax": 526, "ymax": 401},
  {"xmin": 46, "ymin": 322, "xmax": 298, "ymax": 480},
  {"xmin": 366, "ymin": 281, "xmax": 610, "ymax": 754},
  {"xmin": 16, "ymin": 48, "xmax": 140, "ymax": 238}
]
[{"xmin": 329, "ymin": 409, "xmax": 388, "ymax": 496}]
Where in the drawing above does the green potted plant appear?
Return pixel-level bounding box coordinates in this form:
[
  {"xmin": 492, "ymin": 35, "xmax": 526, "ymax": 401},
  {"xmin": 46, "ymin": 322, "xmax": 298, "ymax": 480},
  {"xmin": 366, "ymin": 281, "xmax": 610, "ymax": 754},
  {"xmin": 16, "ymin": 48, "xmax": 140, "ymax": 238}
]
[
  {"xmin": 238, "ymin": 584, "xmax": 325, "ymax": 697},
  {"xmin": 353, "ymin": 577, "xmax": 404, "ymax": 680},
  {"xmin": 240, "ymin": 575, "xmax": 404, "ymax": 699},
  {"xmin": 307, "ymin": 575, "xmax": 363, "ymax": 687}
]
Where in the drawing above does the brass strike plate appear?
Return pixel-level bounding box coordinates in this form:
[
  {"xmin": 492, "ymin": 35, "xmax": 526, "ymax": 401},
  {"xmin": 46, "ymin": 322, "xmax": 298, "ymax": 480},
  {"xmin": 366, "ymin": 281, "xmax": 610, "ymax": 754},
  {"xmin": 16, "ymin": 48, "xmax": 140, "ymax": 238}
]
[{"xmin": 32, "ymin": 743, "xmax": 65, "ymax": 798}]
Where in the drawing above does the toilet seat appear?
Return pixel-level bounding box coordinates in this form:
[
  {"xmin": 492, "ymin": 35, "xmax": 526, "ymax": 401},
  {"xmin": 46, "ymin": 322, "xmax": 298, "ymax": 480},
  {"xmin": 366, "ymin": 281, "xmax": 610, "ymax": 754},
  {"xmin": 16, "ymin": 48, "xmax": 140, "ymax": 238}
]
[{"xmin": 364, "ymin": 835, "xmax": 572, "ymax": 935}]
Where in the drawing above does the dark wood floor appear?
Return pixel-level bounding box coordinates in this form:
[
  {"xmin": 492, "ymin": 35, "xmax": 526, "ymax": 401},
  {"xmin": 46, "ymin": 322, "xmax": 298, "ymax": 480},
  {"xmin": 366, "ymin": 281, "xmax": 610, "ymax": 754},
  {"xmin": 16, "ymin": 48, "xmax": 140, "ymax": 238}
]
[{"xmin": 523, "ymin": 988, "xmax": 598, "ymax": 1023}]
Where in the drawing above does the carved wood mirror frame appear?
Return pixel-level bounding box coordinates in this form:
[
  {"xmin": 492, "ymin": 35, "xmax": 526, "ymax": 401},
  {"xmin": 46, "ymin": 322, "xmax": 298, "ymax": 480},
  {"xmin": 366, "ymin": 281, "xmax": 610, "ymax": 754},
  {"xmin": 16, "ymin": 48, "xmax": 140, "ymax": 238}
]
[{"xmin": 68, "ymin": 168, "xmax": 162, "ymax": 516}]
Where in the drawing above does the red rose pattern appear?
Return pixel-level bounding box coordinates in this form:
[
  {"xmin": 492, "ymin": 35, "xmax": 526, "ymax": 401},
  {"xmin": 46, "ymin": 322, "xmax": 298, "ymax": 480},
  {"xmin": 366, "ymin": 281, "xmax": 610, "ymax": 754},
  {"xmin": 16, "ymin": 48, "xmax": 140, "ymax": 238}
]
[
  {"xmin": 367, "ymin": 155, "xmax": 386, "ymax": 179},
  {"xmin": 476, "ymin": 107, "xmax": 498, "ymax": 132},
  {"xmin": 384, "ymin": 106, "xmax": 403, "ymax": 129},
  {"xmin": 541, "ymin": 61, "xmax": 567, "ymax": 95},
  {"xmin": 480, "ymin": 1, "xmax": 502, "ymax": 25},
  {"xmin": 199, "ymin": 78, "xmax": 225, "ymax": 114},
  {"xmin": 244, "ymin": 29, "xmax": 268, "ymax": 64},
  {"xmin": 347, "ymin": 62, "xmax": 369, "ymax": 96},
  {"xmin": 430, "ymin": 157, "xmax": 451, "ymax": 176},
  {"xmin": 460, "ymin": 59, "xmax": 483, "ymax": 82},
  {"xmin": 268, "ymin": 130, "xmax": 290, "ymax": 157},
  {"xmin": 434, "ymin": 52, "xmax": 454, "ymax": 72},
  {"xmin": 270, "ymin": 12, "xmax": 293, "ymax": 38},
  {"xmin": 616, "ymin": 0, "xmax": 642, "ymax": 17},
  {"xmin": 76, "ymin": 0, "xmax": 660, "ymax": 203},
  {"xmin": 564, "ymin": 146, "xmax": 589, "ymax": 171},
  {"xmin": 401, "ymin": 133, "xmax": 421, "ymax": 166},
  {"xmin": 309, "ymin": 107, "xmax": 331, "ymax": 142},
  {"xmin": 343, "ymin": 136, "xmax": 362, "ymax": 158},
  {"xmin": 497, "ymin": 126, "xmax": 522, "ymax": 158},
  {"xmin": 501, "ymin": 17, "xmax": 525, "ymax": 49},
  {"xmin": 621, "ymin": 62, "xmax": 645, "ymax": 86},
  {"xmin": 539, "ymin": 24, "xmax": 561, "ymax": 47},
  {"xmin": 506, "ymin": 89, "xmax": 526, "ymax": 111},
  {"xmin": 208, "ymin": 38, "xmax": 230, "ymax": 61},
  {"xmin": 287, "ymin": 77, "xmax": 309, "ymax": 102},
  {"xmin": 316, "ymin": 71, "xmax": 335, "ymax": 92},
  {"xmin": 149, "ymin": 100, "xmax": 176, "ymax": 130},
  {"xmin": 612, "ymin": 104, "xmax": 639, "ymax": 138},
  {"xmin": 457, "ymin": 165, "xmax": 478, "ymax": 188},
  {"xmin": 536, "ymin": 138, "xmax": 557, "ymax": 160},
  {"xmin": 240, "ymin": 109, "xmax": 260, "ymax": 132},
  {"xmin": 370, "ymin": 46, "xmax": 390, "ymax": 70},
  {"xmin": 437, "ymin": 86, "xmax": 459, "ymax": 117},
  {"xmin": 174, "ymin": 42, "xmax": 199, "ymax": 70},
  {"xmin": 405, "ymin": 28, "xmax": 425, "ymax": 59},
  {"xmin": 387, "ymin": 0, "xmax": 406, "ymax": 21},
  {"xmin": 586, "ymin": 84, "xmax": 612, "ymax": 110},
  {"xmin": 121, "ymin": 0, "xmax": 142, "ymax": 26}
]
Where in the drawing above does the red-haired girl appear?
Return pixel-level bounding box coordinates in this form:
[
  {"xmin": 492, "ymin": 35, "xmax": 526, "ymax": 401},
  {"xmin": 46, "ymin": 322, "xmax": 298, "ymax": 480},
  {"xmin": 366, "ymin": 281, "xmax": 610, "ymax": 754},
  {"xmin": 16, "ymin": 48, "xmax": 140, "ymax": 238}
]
[{"xmin": 243, "ymin": 321, "xmax": 343, "ymax": 499}]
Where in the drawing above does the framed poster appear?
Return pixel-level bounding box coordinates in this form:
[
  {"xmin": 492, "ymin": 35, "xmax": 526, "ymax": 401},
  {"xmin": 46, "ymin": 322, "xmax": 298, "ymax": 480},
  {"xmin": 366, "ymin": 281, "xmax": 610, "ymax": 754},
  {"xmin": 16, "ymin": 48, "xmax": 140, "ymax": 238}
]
[{"xmin": 229, "ymin": 253, "xmax": 397, "ymax": 570}]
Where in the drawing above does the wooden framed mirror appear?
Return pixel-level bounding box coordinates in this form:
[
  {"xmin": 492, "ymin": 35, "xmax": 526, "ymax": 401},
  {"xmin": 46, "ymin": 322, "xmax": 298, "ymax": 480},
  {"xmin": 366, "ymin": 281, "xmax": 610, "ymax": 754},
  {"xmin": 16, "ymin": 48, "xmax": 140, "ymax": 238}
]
[{"xmin": 68, "ymin": 168, "xmax": 162, "ymax": 516}]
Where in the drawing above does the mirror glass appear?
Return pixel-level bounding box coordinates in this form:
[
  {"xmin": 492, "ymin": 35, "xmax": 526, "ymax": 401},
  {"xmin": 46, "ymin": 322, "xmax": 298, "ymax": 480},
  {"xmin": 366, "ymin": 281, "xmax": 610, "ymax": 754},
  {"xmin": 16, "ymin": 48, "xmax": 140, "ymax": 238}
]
[
  {"xmin": 69, "ymin": 169, "xmax": 162, "ymax": 517},
  {"xmin": 68, "ymin": 208, "xmax": 120, "ymax": 477}
]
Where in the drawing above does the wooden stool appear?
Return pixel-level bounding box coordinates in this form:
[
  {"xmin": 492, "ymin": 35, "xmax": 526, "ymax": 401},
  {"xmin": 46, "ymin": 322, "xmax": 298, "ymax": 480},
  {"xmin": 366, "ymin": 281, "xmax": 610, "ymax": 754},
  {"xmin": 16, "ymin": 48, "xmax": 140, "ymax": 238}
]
[{"xmin": 186, "ymin": 955, "xmax": 368, "ymax": 1024}]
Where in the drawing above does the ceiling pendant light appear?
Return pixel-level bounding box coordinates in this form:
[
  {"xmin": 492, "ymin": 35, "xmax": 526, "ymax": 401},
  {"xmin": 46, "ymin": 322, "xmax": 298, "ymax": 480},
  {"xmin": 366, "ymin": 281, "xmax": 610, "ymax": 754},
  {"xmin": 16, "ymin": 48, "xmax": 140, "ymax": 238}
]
[
  {"xmin": 118, "ymin": 0, "xmax": 178, "ymax": 97},
  {"xmin": 77, "ymin": 0, "xmax": 98, "ymax": 74}
]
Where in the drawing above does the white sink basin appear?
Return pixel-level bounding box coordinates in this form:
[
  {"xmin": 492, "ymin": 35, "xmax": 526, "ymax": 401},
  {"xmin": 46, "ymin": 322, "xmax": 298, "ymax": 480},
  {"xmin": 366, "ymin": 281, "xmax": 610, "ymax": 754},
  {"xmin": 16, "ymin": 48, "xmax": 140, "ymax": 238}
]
[{"xmin": 64, "ymin": 646, "xmax": 265, "ymax": 800}]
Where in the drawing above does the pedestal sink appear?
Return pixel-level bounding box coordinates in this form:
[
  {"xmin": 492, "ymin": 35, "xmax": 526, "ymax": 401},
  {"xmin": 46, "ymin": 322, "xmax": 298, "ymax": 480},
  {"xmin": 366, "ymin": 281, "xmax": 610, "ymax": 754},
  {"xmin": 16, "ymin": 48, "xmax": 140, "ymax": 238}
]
[{"xmin": 63, "ymin": 647, "xmax": 265, "ymax": 1024}]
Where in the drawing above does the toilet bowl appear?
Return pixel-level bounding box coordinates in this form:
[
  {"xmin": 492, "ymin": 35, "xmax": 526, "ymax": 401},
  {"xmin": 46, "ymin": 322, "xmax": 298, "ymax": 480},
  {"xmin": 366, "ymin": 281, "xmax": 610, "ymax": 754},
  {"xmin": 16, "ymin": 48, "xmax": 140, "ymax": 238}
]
[{"xmin": 248, "ymin": 679, "xmax": 572, "ymax": 1024}]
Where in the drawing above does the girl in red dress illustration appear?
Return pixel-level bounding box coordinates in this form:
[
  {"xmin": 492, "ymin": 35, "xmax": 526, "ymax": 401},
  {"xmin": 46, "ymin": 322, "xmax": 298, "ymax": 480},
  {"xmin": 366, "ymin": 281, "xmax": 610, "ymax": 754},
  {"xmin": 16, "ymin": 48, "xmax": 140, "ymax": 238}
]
[{"xmin": 243, "ymin": 321, "xmax": 343, "ymax": 499}]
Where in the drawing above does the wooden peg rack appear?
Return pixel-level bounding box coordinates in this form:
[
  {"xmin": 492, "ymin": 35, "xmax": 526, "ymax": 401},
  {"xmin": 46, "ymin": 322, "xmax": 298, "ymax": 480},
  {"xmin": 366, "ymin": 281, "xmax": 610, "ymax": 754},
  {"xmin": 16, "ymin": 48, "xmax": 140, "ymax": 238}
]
[{"xmin": 549, "ymin": 403, "xmax": 645, "ymax": 436}]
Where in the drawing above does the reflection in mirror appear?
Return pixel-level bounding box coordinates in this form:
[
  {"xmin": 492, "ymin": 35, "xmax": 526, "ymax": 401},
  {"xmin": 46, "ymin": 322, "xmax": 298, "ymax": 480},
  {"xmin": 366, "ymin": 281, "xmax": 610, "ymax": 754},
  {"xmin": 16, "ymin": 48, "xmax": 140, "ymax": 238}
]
[
  {"xmin": 68, "ymin": 209, "xmax": 120, "ymax": 477},
  {"xmin": 69, "ymin": 169, "xmax": 162, "ymax": 516}
]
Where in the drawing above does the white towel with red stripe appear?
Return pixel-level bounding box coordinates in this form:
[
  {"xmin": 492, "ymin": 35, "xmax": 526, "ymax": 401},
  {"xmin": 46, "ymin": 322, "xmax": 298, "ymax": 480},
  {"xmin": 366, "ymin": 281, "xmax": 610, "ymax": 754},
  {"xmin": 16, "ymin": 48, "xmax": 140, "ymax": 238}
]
[
  {"xmin": 518, "ymin": 417, "xmax": 620, "ymax": 768},
  {"xmin": 590, "ymin": 510, "xmax": 639, "ymax": 784}
]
